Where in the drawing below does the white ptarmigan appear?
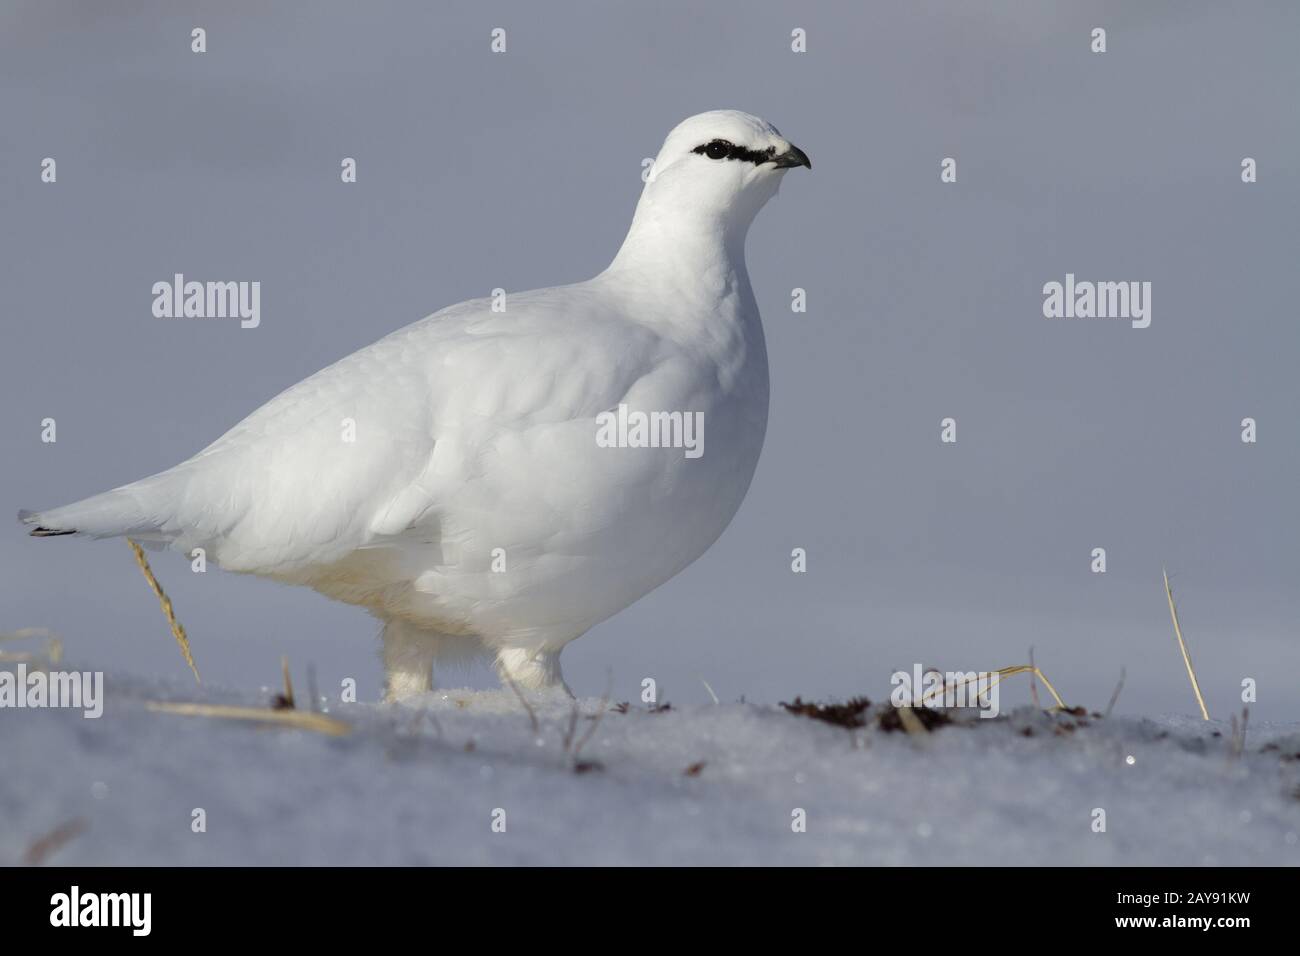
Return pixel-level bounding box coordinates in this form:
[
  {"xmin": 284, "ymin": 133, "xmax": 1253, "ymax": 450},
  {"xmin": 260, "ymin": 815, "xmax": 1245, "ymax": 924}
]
[{"xmin": 20, "ymin": 110, "xmax": 810, "ymax": 699}]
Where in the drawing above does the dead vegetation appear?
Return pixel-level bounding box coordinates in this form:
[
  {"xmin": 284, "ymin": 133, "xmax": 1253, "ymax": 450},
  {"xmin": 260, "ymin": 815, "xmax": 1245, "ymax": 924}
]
[
  {"xmin": 780, "ymin": 695, "xmax": 957, "ymax": 734},
  {"xmin": 780, "ymin": 696, "xmax": 873, "ymax": 728},
  {"xmin": 23, "ymin": 818, "xmax": 88, "ymax": 866},
  {"xmin": 128, "ymin": 538, "xmax": 199, "ymax": 684},
  {"xmin": 876, "ymin": 705, "xmax": 954, "ymax": 734},
  {"xmin": 0, "ymin": 627, "xmax": 63, "ymax": 667},
  {"xmin": 12, "ymin": 553, "xmax": 1246, "ymax": 785},
  {"xmin": 1163, "ymin": 568, "xmax": 1210, "ymax": 720},
  {"xmin": 146, "ymin": 656, "xmax": 351, "ymax": 737}
]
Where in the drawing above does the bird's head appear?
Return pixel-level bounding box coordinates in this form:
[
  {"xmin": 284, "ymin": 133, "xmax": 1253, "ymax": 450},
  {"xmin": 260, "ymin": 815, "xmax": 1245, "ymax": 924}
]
[{"xmin": 641, "ymin": 109, "xmax": 810, "ymax": 230}]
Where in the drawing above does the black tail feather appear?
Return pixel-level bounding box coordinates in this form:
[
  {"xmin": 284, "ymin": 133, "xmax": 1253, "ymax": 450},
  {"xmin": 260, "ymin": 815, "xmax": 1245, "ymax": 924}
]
[
  {"xmin": 29, "ymin": 526, "xmax": 76, "ymax": 537},
  {"xmin": 18, "ymin": 510, "xmax": 75, "ymax": 537}
]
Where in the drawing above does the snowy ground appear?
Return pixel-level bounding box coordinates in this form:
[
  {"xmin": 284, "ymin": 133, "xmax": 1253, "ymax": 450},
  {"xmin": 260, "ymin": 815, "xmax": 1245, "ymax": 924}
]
[{"xmin": 2, "ymin": 665, "xmax": 1299, "ymax": 866}]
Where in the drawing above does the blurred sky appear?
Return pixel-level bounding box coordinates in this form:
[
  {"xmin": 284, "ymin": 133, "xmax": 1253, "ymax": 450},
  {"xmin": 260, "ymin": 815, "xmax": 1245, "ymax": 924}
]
[{"xmin": 2, "ymin": 1, "xmax": 1298, "ymax": 719}]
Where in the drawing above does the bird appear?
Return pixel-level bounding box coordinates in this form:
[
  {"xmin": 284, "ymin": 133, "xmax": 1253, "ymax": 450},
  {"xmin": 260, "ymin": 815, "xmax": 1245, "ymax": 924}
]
[{"xmin": 19, "ymin": 110, "xmax": 811, "ymax": 700}]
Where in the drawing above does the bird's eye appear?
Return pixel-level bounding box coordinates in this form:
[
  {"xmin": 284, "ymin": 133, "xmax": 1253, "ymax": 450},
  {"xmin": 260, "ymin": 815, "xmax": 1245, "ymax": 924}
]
[{"xmin": 704, "ymin": 140, "xmax": 732, "ymax": 160}]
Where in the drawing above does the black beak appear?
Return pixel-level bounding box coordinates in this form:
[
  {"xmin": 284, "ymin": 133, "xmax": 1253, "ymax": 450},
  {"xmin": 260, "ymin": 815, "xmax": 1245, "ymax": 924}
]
[{"xmin": 771, "ymin": 143, "xmax": 811, "ymax": 170}]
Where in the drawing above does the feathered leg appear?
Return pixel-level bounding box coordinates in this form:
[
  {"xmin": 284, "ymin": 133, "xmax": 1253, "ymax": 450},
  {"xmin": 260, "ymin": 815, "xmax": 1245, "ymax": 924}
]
[{"xmin": 379, "ymin": 619, "xmax": 441, "ymax": 702}]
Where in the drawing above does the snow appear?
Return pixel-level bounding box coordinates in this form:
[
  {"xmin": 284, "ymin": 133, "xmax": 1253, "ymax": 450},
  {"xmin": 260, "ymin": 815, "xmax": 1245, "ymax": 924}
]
[{"xmin": 3, "ymin": 667, "xmax": 1299, "ymax": 865}]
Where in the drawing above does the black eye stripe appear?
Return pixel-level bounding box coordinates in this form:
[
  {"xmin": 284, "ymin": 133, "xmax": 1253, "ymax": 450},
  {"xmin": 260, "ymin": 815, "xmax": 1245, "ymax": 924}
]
[{"xmin": 691, "ymin": 139, "xmax": 777, "ymax": 165}]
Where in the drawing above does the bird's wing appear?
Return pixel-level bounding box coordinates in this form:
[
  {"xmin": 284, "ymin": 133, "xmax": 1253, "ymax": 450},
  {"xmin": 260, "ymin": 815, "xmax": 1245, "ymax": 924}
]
[{"xmin": 42, "ymin": 286, "xmax": 675, "ymax": 574}]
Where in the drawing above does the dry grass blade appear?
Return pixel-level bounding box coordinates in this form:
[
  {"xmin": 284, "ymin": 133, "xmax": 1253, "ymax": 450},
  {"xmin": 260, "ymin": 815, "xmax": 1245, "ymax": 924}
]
[
  {"xmin": 0, "ymin": 627, "xmax": 57, "ymax": 643},
  {"xmin": 0, "ymin": 632, "xmax": 57, "ymax": 647},
  {"xmin": 572, "ymin": 670, "xmax": 614, "ymax": 760},
  {"xmin": 501, "ymin": 671, "xmax": 539, "ymax": 733},
  {"xmin": 1163, "ymin": 568, "xmax": 1209, "ymax": 720},
  {"xmin": 24, "ymin": 818, "xmax": 88, "ymax": 865},
  {"xmin": 1028, "ymin": 647, "xmax": 1041, "ymax": 709},
  {"xmin": 279, "ymin": 655, "xmax": 295, "ymax": 709},
  {"xmin": 917, "ymin": 663, "xmax": 1068, "ymax": 711},
  {"xmin": 1104, "ymin": 667, "xmax": 1127, "ymax": 718},
  {"xmin": 1229, "ymin": 706, "xmax": 1250, "ymax": 759},
  {"xmin": 561, "ymin": 703, "xmax": 581, "ymax": 753},
  {"xmin": 128, "ymin": 538, "xmax": 200, "ymax": 684},
  {"xmin": 146, "ymin": 701, "xmax": 351, "ymax": 736},
  {"xmin": 0, "ymin": 627, "xmax": 63, "ymax": 665},
  {"xmin": 896, "ymin": 705, "xmax": 929, "ymax": 736},
  {"xmin": 700, "ymin": 679, "xmax": 720, "ymax": 705},
  {"xmin": 992, "ymin": 664, "xmax": 1067, "ymax": 710}
]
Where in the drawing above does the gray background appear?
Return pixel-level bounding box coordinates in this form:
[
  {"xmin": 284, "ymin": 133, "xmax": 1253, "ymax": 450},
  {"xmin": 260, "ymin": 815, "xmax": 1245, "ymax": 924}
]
[{"xmin": 2, "ymin": 1, "xmax": 1297, "ymax": 719}]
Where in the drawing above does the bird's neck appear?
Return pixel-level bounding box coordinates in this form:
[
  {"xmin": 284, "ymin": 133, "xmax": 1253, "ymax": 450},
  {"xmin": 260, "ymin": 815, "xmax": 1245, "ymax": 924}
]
[
  {"xmin": 600, "ymin": 188, "xmax": 770, "ymax": 389},
  {"xmin": 602, "ymin": 193, "xmax": 753, "ymax": 299}
]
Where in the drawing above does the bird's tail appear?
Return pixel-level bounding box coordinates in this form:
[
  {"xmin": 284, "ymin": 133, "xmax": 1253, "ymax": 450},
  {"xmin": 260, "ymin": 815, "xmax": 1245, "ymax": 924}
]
[{"xmin": 19, "ymin": 483, "xmax": 164, "ymax": 540}]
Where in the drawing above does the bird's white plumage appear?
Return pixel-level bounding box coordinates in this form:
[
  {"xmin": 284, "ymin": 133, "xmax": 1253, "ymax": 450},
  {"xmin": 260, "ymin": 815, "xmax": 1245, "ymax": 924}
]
[{"xmin": 22, "ymin": 110, "xmax": 808, "ymax": 697}]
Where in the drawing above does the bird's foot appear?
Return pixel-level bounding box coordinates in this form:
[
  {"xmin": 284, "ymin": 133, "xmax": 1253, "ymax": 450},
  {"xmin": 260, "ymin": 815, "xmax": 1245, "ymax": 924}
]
[{"xmin": 382, "ymin": 668, "xmax": 433, "ymax": 703}]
